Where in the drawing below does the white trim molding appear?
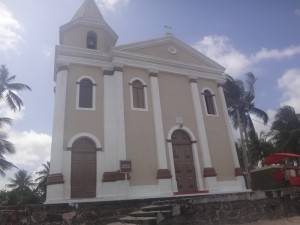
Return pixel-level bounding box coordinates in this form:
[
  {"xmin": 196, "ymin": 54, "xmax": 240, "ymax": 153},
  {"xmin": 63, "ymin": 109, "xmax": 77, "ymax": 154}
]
[
  {"xmin": 47, "ymin": 68, "xmax": 68, "ymax": 203},
  {"xmin": 167, "ymin": 125, "xmax": 204, "ymax": 192},
  {"xmin": 129, "ymin": 77, "xmax": 149, "ymax": 112},
  {"xmin": 150, "ymin": 74, "xmax": 168, "ymax": 170},
  {"xmin": 218, "ymin": 85, "xmax": 246, "ymax": 189},
  {"xmin": 76, "ymin": 76, "xmax": 96, "ymax": 111},
  {"xmin": 67, "ymin": 132, "xmax": 102, "ymax": 149},
  {"xmin": 190, "ymin": 81, "xmax": 217, "ymax": 191},
  {"xmin": 201, "ymin": 87, "xmax": 219, "ymax": 117}
]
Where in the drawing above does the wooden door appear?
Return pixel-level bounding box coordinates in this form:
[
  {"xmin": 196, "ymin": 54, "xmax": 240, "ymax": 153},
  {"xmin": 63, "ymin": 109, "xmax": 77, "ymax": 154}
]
[
  {"xmin": 172, "ymin": 130, "xmax": 197, "ymax": 193},
  {"xmin": 71, "ymin": 137, "xmax": 96, "ymax": 198}
]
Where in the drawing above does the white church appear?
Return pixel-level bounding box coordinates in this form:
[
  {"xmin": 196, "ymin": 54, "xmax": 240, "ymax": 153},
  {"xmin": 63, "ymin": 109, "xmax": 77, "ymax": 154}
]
[{"xmin": 46, "ymin": 0, "xmax": 246, "ymax": 204}]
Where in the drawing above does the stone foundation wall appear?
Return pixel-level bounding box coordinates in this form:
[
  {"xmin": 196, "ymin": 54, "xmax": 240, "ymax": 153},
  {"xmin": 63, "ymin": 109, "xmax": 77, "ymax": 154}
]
[
  {"xmin": 162, "ymin": 197, "xmax": 300, "ymax": 225},
  {"xmin": 1, "ymin": 192, "xmax": 300, "ymax": 225}
]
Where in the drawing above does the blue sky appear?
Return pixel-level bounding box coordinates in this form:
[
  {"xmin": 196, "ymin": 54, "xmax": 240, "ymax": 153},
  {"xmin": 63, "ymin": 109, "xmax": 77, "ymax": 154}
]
[{"xmin": 0, "ymin": 0, "xmax": 299, "ymax": 186}]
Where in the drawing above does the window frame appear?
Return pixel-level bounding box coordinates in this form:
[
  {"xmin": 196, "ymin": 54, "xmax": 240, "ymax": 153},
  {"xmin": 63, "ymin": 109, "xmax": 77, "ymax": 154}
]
[
  {"xmin": 86, "ymin": 31, "xmax": 98, "ymax": 50},
  {"xmin": 201, "ymin": 88, "xmax": 218, "ymax": 117},
  {"xmin": 129, "ymin": 77, "xmax": 148, "ymax": 112},
  {"xmin": 76, "ymin": 76, "xmax": 96, "ymax": 111}
]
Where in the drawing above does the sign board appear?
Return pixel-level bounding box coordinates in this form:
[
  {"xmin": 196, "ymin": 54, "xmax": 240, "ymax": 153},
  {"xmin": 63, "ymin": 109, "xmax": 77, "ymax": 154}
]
[{"xmin": 120, "ymin": 160, "xmax": 132, "ymax": 173}]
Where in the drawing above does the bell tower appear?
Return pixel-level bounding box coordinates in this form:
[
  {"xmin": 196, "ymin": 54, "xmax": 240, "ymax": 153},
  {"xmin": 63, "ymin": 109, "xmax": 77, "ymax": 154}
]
[{"xmin": 59, "ymin": 0, "xmax": 118, "ymax": 53}]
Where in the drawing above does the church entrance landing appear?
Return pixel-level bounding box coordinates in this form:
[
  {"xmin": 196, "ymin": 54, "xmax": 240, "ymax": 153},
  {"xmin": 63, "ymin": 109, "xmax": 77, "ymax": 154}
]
[{"xmin": 172, "ymin": 130, "xmax": 197, "ymax": 193}]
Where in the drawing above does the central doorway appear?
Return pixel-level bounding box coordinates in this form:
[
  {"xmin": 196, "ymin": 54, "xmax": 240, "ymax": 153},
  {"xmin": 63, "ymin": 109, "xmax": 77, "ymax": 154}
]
[
  {"xmin": 71, "ymin": 137, "xmax": 96, "ymax": 198},
  {"xmin": 171, "ymin": 130, "xmax": 197, "ymax": 193}
]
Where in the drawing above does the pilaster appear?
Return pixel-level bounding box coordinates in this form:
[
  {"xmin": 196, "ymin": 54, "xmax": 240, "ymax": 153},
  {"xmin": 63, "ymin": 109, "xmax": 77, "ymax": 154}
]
[
  {"xmin": 218, "ymin": 85, "xmax": 246, "ymax": 189},
  {"xmin": 149, "ymin": 71, "xmax": 172, "ymax": 195},
  {"xmin": 190, "ymin": 79, "xmax": 217, "ymax": 191},
  {"xmin": 47, "ymin": 67, "xmax": 68, "ymax": 202}
]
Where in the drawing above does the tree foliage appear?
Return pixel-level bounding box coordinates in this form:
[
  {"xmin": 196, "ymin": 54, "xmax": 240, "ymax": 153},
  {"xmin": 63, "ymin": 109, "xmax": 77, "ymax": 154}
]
[
  {"xmin": 270, "ymin": 106, "xmax": 300, "ymax": 153},
  {"xmin": 0, "ymin": 65, "xmax": 31, "ymax": 176},
  {"xmin": 224, "ymin": 73, "xmax": 269, "ymax": 170}
]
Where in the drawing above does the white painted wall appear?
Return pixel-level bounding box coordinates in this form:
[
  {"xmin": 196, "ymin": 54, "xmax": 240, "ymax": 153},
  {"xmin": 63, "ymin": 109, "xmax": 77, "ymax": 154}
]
[{"xmin": 47, "ymin": 69, "xmax": 68, "ymax": 202}]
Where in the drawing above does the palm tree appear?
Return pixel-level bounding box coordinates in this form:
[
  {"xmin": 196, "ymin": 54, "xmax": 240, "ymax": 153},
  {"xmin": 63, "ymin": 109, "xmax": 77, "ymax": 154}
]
[
  {"xmin": 223, "ymin": 73, "xmax": 269, "ymax": 186},
  {"xmin": 270, "ymin": 106, "xmax": 300, "ymax": 153},
  {"xmin": 0, "ymin": 118, "xmax": 16, "ymax": 176},
  {"xmin": 247, "ymin": 130, "xmax": 275, "ymax": 166},
  {"xmin": 7, "ymin": 170, "xmax": 34, "ymax": 192},
  {"xmin": 0, "ymin": 65, "xmax": 31, "ymax": 111},
  {"xmin": 0, "ymin": 65, "xmax": 31, "ymax": 176},
  {"xmin": 35, "ymin": 162, "xmax": 50, "ymax": 201}
]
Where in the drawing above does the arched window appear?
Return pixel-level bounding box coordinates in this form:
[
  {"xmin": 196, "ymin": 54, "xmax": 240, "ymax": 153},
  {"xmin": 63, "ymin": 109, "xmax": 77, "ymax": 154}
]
[
  {"xmin": 78, "ymin": 78, "xmax": 94, "ymax": 109},
  {"xmin": 203, "ymin": 89, "xmax": 216, "ymax": 115},
  {"xmin": 87, "ymin": 31, "xmax": 97, "ymax": 50},
  {"xmin": 132, "ymin": 80, "xmax": 145, "ymax": 109}
]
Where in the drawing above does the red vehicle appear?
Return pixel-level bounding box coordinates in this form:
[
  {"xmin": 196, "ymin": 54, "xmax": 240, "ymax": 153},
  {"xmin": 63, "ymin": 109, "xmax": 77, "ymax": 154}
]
[{"xmin": 263, "ymin": 153, "xmax": 300, "ymax": 186}]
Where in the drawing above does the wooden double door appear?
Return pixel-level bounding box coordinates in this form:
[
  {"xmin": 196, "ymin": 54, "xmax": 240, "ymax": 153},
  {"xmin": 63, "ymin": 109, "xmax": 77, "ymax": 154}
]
[
  {"xmin": 71, "ymin": 137, "xmax": 96, "ymax": 198},
  {"xmin": 172, "ymin": 130, "xmax": 197, "ymax": 193}
]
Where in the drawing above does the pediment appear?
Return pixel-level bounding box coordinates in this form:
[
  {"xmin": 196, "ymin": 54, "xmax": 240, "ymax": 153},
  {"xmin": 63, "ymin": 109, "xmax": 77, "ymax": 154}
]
[{"xmin": 115, "ymin": 36, "xmax": 225, "ymax": 72}]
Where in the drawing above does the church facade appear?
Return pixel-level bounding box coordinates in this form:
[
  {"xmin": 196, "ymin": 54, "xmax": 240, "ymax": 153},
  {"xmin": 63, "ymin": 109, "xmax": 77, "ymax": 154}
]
[{"xmin": 46, "ymin": 0, "xmax": 246, "ymax": 204}]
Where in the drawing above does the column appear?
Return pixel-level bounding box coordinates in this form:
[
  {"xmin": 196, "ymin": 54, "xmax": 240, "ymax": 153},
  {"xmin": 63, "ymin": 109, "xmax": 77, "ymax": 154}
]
[
  {"xmin": 149, "ymin": 72, "xmax": 172, "ymax": 195},
  {"xmin": 46, "ymin": 67, "xmax": 68, "ymax": 203},
  {"xmin": 218, "ymin": 85, "xmax": 246, "ymax": 189},
  {"xmin": 102, "ymin": 66, "xmax": 129, "ymax": 197},
  {"xmin": 190, "ymin": 79, "xmax": 218, "ymax": 192}
]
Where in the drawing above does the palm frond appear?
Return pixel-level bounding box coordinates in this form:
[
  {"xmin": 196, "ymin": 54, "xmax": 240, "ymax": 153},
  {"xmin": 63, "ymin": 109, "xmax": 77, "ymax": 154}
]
[
  {"xmin": 7, "ymin": 83, "xmax": 31, "ymax": 91},
  {"xmin": 0, "ymin": 117, "xmax": 12, "ymax": 127},
  {"xmin": 250, "ymin": 107, "xmax": 269, "ymax": 124}
]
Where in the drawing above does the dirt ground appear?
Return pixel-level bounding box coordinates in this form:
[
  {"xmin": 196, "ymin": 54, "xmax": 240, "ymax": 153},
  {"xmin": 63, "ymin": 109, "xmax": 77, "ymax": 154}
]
[{"xmin": 243, "ymin": 216, "xmax": 300, "ymax": 225}]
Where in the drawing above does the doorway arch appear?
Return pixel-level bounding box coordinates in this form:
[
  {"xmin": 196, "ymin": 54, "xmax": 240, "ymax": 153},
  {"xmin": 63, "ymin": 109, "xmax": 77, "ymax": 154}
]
[
  {"xmin": 71, "ymin": 137, "xmax": 97, "ymax": 198},
  {"xmin": 171, "ymin": 129, "xmax": 197, "ymax": 193}
]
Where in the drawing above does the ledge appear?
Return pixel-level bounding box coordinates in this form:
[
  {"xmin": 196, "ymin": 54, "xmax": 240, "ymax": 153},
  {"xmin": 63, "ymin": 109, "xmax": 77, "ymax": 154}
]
[
  {"xmin": 203, "ymin": 168, "xmax": 217, "ymax": 177},
  {"xmin": 102, "ymin": 171, "xmax": 130, "ymax": 182},
  {"xmin": 47, "ymin": 173, "xmax": 64, "ymax": 185},
  {"xmin": 157, "ymin": 169, "xmax": 172, "ymax": 179},
  {"xmin": 235, "ymin": 168, "xmax": 243, "ymax": 177}
]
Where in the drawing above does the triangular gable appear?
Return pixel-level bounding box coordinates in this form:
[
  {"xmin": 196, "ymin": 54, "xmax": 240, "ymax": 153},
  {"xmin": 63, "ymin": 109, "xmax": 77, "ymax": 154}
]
[{"xmin": 115, "ymin": 36, "xmax": 225, "ymax": 71}]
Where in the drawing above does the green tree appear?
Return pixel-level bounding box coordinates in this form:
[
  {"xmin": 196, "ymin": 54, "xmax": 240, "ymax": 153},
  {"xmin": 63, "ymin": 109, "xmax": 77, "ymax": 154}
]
[
  {"xmin": 7, "ymin": 170, "xmax": 34, "ymax": 192},
  {"xmin": 270, "ymin": 106, "xmax": 300, "ymax": 153},
  {"xmin": 0, "ymin": 65, "xmax": 31, "ymax": 176},
  {"xmin": 223, "ymin": 73, "xmax": 269, "ymax": 186},
  {"xmin": 247, "ymin": 130, "xmax": 275, "ymax": 166},
  {"xmin": 35, "ymin": 161, "xmax": 50, "ymax": 201},
  {"xmin": 0, "ymin": 65, "xmax": 31, "ymax": 111},
  {"xmin": 0, "ymin": 118, "xmax": 16, "ymax": 176}
]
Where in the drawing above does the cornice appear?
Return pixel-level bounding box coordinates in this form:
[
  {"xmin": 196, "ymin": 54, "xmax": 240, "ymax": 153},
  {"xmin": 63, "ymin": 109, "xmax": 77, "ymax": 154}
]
[
  {"xmin": 54, "ymin": 44, "xmax": 226, "ymax": 82},
  {"xmin": 113, "ymin": 50, "xmax": 225, "ymax": 75}
]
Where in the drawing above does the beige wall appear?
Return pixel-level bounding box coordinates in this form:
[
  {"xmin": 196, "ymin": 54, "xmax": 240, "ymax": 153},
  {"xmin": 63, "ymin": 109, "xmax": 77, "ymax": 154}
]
[
  {"xmin": 198, "ymin": 79, "xmax": 235, "ymax": 181},
  {"xmin": 123, "ymin": 66, "xmax": 158, "ymax": 185},
  {"xmin": 158, "ymin": 72, "xmax": 204, "ymax": 174},
  {"xmin": 63, "ymin": 64, "xmax": 104, "ymax": 149},
  {"xmin": 61, "ymin": 26, "xmax": 114, "ymax": 52},
  {"xmin": 127, "ymin": 42, "xmax": 207, "ymax": 66}
]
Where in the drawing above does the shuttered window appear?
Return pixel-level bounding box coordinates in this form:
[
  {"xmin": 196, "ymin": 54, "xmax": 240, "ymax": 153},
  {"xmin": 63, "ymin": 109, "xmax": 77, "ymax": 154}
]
[
  {"xmin": 78, "ymin": 78, "xmax": 93, "ymax": 108},
  {"xmin": 132, "ymin": 80, "xmax": 145, "ymax": 109},
  {"xmin": 203, "ymin": 90, "xmax": 216, "ymax": 115}
]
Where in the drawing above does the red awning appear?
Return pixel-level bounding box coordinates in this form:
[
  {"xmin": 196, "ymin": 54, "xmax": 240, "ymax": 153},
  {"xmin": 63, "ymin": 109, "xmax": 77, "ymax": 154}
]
[{"xmin": 263, "ymin": 153, "xmax": 300, "ymax": 165}]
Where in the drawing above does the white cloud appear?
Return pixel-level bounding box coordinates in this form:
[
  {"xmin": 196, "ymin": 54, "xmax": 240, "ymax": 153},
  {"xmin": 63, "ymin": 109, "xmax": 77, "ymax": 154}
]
[
  {"xmin": 96, "ymin": 0, "xmax": 130, "ymax": 11},
  {"xmin": 278, "ymin": 68, "xmax": 300, "ymax": 112},
  {"xmin": 194, "ymin": 35, "xmax": 300, "ymax": 77},
  {"xmin": 254, "ymin": 46, "xmax": 300, "ymax": 61},
  {"xmin": 0, "ymin": 2, "xmax": 23, "ymax": 51},
  {"xmin": 194, "ymin": 35, "xmax": 251, "ymax": 77},
  {"xmin": 295, "ymin": 9, "xmax": 300, "ymax": 16},
  {"xmin": 0, "ymin": 104, "xmax": 51, "ymax": 189},
  {"xmin": 7, "ymin": 130, "xmax": 51, "ymax": 170}
]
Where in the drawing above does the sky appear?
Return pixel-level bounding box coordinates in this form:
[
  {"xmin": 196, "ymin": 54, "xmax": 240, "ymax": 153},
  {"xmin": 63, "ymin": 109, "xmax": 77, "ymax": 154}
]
[{"xmin": 0, "ymin": 0, "xmax": 299, "ymax": 187}]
